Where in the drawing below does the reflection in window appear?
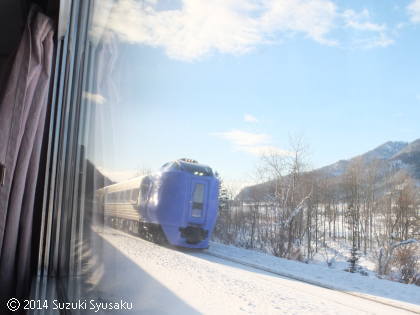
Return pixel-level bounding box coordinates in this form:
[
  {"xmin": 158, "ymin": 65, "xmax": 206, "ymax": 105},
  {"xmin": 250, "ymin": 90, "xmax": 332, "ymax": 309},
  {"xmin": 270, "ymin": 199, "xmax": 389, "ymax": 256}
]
[{"xmin": 140, "ymin": 177, "xmax": 151, "ymax": 203}]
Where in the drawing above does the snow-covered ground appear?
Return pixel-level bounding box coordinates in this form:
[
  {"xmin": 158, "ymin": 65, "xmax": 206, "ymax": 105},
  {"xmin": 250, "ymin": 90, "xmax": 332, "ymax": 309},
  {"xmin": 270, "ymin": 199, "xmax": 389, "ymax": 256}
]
[
  {"xmin": 207, "ymin": 242, "xmax": 420, "ymax": 310},
  {"xmin": 310, "ymin": 239, "xmax": 378, "ymax": 276},
  {"xmin": 92, "ymin": 227, "xmax": 419, "ymax": 314}
]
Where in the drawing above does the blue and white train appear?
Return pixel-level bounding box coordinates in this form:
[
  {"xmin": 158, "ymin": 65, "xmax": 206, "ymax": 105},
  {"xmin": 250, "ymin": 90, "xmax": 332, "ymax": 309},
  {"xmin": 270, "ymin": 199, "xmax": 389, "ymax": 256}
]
[{"xmin": 97, "ymin": 159, "xmax": 220, "ymax": 249}]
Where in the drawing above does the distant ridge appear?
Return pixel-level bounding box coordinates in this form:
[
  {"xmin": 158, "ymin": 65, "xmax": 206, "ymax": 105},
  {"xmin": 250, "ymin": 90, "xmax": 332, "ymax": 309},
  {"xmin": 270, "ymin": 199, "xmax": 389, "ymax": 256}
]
[
  {"xmin": 316, "ymin": 140, "xmax": 409, "ymax": 177},
  {"xmin": 237, "ymin": 138, "xmax": 420, "ymax": 201}
]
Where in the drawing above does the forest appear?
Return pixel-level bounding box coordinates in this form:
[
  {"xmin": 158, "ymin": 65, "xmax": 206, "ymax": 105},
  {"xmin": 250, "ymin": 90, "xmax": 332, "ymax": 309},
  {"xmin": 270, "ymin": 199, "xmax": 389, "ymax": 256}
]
[{"xmin": 214, "ymin": 140, "xmax": 420, "ymax": 285}]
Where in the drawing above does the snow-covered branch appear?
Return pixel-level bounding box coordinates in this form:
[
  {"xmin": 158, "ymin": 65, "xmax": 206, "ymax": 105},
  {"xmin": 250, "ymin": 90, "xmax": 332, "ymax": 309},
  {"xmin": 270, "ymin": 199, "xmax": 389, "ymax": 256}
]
[{"xmin": 282, "ymin": 191, "xmax": 312, "ymax": 227}]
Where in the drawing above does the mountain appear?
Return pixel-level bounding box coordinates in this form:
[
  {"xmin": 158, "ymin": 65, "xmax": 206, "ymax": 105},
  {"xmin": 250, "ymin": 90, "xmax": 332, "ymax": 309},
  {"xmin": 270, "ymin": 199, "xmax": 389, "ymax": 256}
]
[
  {"xmin": 362, "ymin": 141, "xmax": 408, "ymax": 161},
  {"xmin": 236, "ymin": 139, "xmax": 420, "ymax": 201},
  {"xmin": 316, "ymin": 141, "xmax": 408, "ymax": 177},
  {"xmin": 390, "ymin": 139, "xmax": 420, "ymax": 179}
]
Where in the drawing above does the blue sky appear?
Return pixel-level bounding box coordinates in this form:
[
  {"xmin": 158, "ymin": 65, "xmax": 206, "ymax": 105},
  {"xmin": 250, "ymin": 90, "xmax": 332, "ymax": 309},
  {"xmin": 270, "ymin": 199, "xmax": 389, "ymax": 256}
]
[{"xmin": 87, "ymin": 0, "xmax": 420, "ymax": 188}]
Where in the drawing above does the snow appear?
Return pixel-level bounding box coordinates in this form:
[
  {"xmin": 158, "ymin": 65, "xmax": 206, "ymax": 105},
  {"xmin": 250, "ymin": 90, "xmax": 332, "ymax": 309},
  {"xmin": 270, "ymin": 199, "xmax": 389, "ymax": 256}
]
[
  {"xmin": 208, "ymin": 242, "xmax": 420, "ymax": 310},
  {"xmin": 310, "ymin": 239, "xmax": 378, "ymax": 277},
  {"xmin": 92, "ymin": 227, "xmax": 419, "ymax": 314}
]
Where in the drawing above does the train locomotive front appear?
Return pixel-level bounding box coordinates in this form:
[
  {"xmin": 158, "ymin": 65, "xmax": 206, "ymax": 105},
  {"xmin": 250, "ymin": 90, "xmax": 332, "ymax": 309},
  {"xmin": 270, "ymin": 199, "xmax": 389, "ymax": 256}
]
[{"xmin": 98, "ymin": 159, "xmax": 220, "ymax": 249}]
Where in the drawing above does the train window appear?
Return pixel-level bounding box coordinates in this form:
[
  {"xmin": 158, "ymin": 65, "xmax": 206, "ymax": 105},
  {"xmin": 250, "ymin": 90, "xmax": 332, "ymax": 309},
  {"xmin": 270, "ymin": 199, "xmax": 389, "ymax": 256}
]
[
  {"xmin": 41, "ymin": 1, "xmax": 420, "ymax": 314},
  {"xmin": 191, "ymin": 183, "xmax": 205, "ymax": 217},
  {"xmin": 170, "ymin": 162, "xmax": 180, "ymax": 170},
  {"xmin": 131, "ymin": 188, "xmax": 139, "ymax": 203},
  {"xmin": 140, "ymin": 178, "xmax": 151, "ymax": 202},
  {"xmin": 114, "ymin": 192, "xmax": 120, "ymax": 203},
  {"xmin": 179, "ymin": 162, "xmax": 214, "ymax": 177},
  {"xmin": 109, "ymin": 192, "xmax": 114, "ymax": 203},
  {"xmin": 160, "ymin": 162, "xmax": 180, "ymax": 171},
  {"xmin": 106, "ymin": 192, "xmax": 112, "ymax": 203},
  {"xmin": 123, "ymin": 190, "xmax": 130, "ymax": 202}
]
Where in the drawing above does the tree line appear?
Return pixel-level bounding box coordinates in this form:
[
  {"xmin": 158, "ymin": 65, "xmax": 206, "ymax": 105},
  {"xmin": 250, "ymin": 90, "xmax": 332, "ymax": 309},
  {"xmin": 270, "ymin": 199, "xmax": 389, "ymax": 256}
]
[{"xmin": 213, "ymin": 141, "xmax": 419, "ymax": 284}]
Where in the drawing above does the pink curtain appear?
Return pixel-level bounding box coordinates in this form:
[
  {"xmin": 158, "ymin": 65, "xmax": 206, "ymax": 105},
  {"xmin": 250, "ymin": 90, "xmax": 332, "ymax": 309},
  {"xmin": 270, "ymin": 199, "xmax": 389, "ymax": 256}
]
[{"xmin": 0, "ymin": 6, "xmax": 54, "ymax": 302}]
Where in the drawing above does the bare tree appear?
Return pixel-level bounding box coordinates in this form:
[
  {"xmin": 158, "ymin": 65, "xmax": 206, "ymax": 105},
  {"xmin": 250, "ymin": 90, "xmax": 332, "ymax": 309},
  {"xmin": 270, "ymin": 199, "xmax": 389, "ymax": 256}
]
[{"xmin": 256, "ymin": 136, "xmax": 312, "ymax": 259}]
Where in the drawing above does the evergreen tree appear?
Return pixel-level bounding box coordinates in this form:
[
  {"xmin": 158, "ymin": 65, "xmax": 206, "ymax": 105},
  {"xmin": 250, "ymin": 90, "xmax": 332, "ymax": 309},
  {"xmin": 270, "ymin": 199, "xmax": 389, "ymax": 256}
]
[
  {"xmin": 347, "ymin": 244, "xmax": 359, "ymax": 273},
  {"xmin": 213, "ymin": 174, "xmax": 232, "ymax": 242}
]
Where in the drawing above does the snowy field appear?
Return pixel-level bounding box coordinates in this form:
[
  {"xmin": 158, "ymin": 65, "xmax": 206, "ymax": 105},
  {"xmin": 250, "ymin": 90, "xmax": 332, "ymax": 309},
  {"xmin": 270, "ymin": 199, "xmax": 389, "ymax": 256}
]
[
  {"xmin": 93, "ymin": 227, "xmax": 419, "ymax": 314},
  {"xmin": 207, "ymin": 242, "xmax": 420, "ymax": 310}
]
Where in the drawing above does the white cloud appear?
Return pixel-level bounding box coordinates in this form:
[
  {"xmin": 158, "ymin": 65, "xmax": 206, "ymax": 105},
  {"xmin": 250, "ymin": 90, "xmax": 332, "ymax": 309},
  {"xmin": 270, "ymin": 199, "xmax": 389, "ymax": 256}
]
[
  {"xmin": 343, "ymin": 9, "xmax": 385, "ymax": 32},
  {"xmin": 351, "ymin": 32, "xmax": 394, "ymax": 49},
  {"xmin": 342, "ymin": 9, "xmax": 394, "ymax": 48},
  {"xmin": 83, "ymin": 92, "xmax": 106, "ymax": 104},
  {"xmin": 212, "ymin": 129, "xmax": 291, "ymax": 157},
  {"xmin": 259, "ymin": 0, "xmax": 338, "ymax": 46},
  {"xmin": 93, "ymin": 0, "xmax": 264, "ymax": 60},
  {"xmin": 244, "ymin": 114, "xmax": 258, "ymax": 123},
  {"xmin": 408, "ymin": 0, "xmax": 420, "ymax": 23},
  {"xmin": 91, "ymin": 0, "xmax": 393, "ymax": 61}
]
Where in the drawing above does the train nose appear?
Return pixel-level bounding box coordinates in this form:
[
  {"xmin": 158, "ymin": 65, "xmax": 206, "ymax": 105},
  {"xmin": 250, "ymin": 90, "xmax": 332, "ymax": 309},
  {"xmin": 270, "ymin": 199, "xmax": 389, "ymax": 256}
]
[{"xmin": 179, "ymin": 226, "xmax": 208, "ymax": 244}]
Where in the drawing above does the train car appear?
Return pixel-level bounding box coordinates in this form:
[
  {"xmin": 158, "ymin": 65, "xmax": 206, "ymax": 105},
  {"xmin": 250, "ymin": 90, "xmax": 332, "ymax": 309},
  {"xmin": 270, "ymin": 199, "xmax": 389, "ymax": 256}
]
[{"xmin": 96, "ymin": 159, "xmax": 220, "ymax": 248}]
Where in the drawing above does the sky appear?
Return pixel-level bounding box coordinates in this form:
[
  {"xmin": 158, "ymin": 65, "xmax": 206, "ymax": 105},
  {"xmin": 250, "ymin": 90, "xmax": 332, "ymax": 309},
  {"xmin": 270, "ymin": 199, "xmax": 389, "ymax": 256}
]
[{"xmin": 86, "ymin": 0, "xmax": 420, "ymax": 190}]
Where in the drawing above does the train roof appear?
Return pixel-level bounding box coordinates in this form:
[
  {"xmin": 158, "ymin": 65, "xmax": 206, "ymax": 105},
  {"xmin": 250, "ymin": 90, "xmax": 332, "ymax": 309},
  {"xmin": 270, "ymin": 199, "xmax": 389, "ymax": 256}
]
[
  {"xmin": 97, "ymin": 160, "xmax": 215, "ymax": 194},
  {"xmin": 163, "ymin": 159, "xmax": 214, "ymax": 177},
  {"xmin": 96, "ymin": 176, "xmax": 144, "ymax": 194}
]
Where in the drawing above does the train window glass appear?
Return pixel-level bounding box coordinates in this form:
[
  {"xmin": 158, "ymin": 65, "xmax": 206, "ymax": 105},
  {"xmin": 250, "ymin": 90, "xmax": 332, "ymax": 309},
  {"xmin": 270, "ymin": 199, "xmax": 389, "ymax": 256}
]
[
  {"xmin": 192, "ymin": 183, "xmax": 205, "ymax": 217},
  {"xmin": 140, "ymin": 178, "xmax": 150, "ymax": 202},
  {"xmin": 179, "ymin": 162, "xmax": 213, "ymax": 177},
  {"xmin": 112, "ymin": 192, "xmax": 117, "ymax": 203},
  {"xmin": 131, "ymin": 188, "xmax": 139, "ymax": 203},
  {"xmin": 123, "ymin": 190, "xmax": 130, "ymax": 202},
  {"xmin": 169, "ymin": 162, "xmax": 180, "ymax": 171},
  {"xmin": 53, "ymin": 0, "xmax": 420, "ymax": 313}
]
